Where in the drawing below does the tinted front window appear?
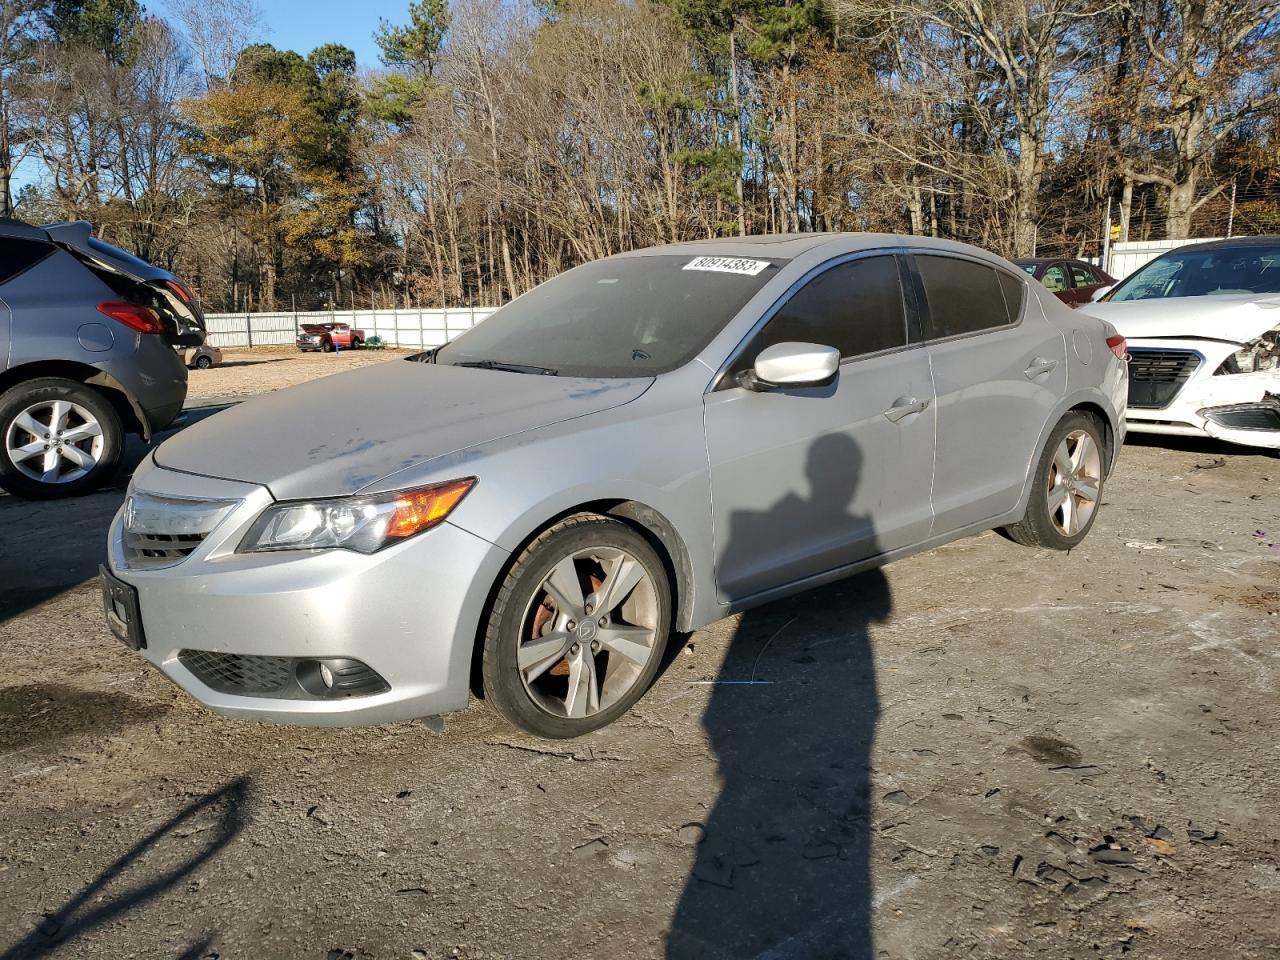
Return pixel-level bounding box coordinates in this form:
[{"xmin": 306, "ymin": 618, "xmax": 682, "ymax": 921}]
[
  {"xmin": 757, "ymin": 255, "xmax": 907, "ymax": 359},
  {"xmin": 1109, "ymin": 244, "xmax": 1280, "ymax": 301},
  {"xmin": 435, "ymin": 254, "xmax": 784, "ymax": 377},
  {"xmin": 0, "ymin": 238, "xmax": 53, "ymax": 284},
  {"xmin": 916, "ymin": 255, "xmax": 1011, "ymax": 338}
]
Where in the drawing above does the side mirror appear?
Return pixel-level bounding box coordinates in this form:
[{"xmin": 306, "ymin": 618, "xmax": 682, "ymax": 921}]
[
  {"xmin": 1090, "ymin": 285, "xmax": 1114, "ymax": 302},
  {"xmin": 741, "ymin": 342, "xmax": 840, "ymax": 390}
]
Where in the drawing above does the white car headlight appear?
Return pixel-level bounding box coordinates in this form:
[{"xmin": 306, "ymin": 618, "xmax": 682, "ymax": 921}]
[
  {"xmin": 240, "ymin": 478, "xmax": 475, "ymax": 554},
  {"xmin": 1217, "ymin": 326, "xmax": 1280, "ymax": 374}
]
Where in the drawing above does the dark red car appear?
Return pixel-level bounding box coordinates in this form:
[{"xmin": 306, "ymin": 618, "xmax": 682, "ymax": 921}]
[{"xmin": 1015, "ymin": 258, "xmax": 1115, "ymax": 307}]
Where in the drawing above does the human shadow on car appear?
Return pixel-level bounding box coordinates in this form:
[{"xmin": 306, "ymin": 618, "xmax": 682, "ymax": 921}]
[{"xmin": 668, "ymin": 433, "xmax": 890, "ymax": 960}]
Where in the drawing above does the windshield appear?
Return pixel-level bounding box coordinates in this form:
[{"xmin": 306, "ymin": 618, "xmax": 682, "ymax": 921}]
[
  {"xmin": 1109, "ymin": 244, "xmax": 1280, "ymax": 301},
  {"xmin": 434, "ymin": 254, "xmax": 785, "ymax": 377}
]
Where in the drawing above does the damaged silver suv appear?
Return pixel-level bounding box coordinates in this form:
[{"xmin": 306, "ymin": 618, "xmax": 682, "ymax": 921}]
[{"xmin": 0, "ymin": 220, "xmax": 202, "ymax": 498}]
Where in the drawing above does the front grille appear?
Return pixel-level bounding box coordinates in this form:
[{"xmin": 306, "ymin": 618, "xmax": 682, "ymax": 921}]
[
  {"xmin": 181, "ymin": 650, "xmax": 295, "ymax": 695},
  {"xmin": 124, "ymin": 531, "xmax": 206, "ymax": 567},
  {"xmin": 120, "ymin": 492, "xmax": 238, "ymax": 569},
  {"xmin": 1126, "ymin": 348, "xmax": 1201, "ymax": 409}
]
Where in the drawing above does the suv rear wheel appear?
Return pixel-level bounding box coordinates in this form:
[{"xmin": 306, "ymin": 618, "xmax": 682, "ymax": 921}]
[{"xmin": 0, "ymin": 378, "xmax": 124, "ymax": 499}]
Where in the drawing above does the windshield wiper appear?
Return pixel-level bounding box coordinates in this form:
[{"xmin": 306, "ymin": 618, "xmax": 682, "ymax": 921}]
[{"xmin": 451, "ymin": 359, "xmax": 558, "ymax": 376}]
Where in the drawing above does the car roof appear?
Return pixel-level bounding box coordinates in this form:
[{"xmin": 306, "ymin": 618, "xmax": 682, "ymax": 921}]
[{"xmin": 617, "ymin": 232, "xmax": 1018, "ymax": 268}]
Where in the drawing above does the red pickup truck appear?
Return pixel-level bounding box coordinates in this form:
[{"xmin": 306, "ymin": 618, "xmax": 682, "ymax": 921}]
[{"xmin": 297, "ymin": 323, "xmax": 365, "ymax": 353}]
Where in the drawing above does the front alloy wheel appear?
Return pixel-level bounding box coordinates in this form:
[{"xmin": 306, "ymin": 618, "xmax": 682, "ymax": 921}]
[{"xmin": 482, "ymin": 515, "xmax": 671, "ymax": 738}]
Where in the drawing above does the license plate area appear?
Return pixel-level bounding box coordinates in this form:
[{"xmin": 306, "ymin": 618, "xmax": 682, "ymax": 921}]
[{"xmin": 100, "ymin": 565, "xmax": 146, "ymax": 651}]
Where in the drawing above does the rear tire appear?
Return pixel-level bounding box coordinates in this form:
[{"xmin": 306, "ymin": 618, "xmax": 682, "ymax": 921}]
[
  {"xmin": 0, "ymin": 378, "xmax": 123, "ymax": 499},
  {"xmin": 481, "ymin": 514, "xmax": 672, "ymax": 738},
  {"xmin": 194, "ymin": 355, "xmax": 213, "ymax": 369},
  {"xmin": 1002, "ymin": 411, "xmax": 1106, "ymax": 550}
]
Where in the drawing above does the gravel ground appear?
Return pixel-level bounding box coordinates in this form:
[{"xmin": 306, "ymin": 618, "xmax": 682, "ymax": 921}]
[{"xmin": 1, "ymin": 354, "xmax": 1278, "ymax": 960}]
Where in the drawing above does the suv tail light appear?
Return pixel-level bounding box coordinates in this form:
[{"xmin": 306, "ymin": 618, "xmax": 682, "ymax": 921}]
[
  {"xmin": 98, "ymin": 300, "xmax": 163, "ymax": 334},
  {"xmin": 1105, "ymin": 335, "xmax": 1128, "ymax": 360}
]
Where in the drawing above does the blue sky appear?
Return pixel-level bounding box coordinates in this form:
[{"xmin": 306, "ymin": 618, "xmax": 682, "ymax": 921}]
[{"xmin": 182, "ymin": 0, "xmax": 412, "ymax": 69}]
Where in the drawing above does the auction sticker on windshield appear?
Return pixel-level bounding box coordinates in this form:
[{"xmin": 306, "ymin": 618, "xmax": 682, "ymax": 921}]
[{"xmin": 682, "ymin": 256, "xmax": 771, "ymax": 276}]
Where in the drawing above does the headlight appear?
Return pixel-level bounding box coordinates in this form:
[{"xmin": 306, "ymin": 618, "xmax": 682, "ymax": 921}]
[
  {"xmin": 1216, "ymin": 327, "xmax": 1280, "ymax": 374},
  {"xmin": 239, "ymin": 478, "xmax": 475, "ymax": 554}
]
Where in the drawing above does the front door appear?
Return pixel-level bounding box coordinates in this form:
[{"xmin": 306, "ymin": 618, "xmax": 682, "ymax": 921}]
[{"xmin": 704, "ymin": 253, "xmax": 936, "ymax": 601}]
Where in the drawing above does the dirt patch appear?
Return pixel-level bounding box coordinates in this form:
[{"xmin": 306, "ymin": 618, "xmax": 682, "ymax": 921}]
[
  {"xmin": 186, "ymin": 347, "xmax": 416, "ymax": 403},
  {"xmin": 0, "ymin": 683, "xmax": 171, "ymax": 752}
]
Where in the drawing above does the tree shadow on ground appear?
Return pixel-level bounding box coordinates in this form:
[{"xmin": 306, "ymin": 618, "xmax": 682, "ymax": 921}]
[{"xmin": 0, "ymin": 777, "xmax": 250, "ymax": 960}]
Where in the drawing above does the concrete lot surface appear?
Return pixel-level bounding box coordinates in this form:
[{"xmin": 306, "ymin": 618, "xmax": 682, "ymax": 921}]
[{"xmin": 1, "ymin": 350, "xmax": 1278, "ymax": 959}]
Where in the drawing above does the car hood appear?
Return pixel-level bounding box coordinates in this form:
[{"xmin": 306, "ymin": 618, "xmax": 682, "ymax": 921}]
[
  {"xmin": 298, "ymin": 325, "xmax": 332, "ymax": 335},
  {"xmin": 1081, "ymin": 294, "xmax": 1280, "ymax": 343},
  {"xmin": 154, "ymin": 361, "xmax": 653, "ymax": 500}
]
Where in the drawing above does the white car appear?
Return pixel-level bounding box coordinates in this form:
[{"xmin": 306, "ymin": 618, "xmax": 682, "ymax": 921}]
[{"xmin": 1083, "ymin": 237, "xmax": 1280, "ymax": 451}]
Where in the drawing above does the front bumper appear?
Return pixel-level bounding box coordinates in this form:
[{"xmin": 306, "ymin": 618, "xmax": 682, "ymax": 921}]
[
  {"xmin": 105, "ymin": 461, "xmax": 510, "ymax": 725},
  {"xmin": 1124, "ymin": 338, "xmax": 1280, "ymax": 450}
]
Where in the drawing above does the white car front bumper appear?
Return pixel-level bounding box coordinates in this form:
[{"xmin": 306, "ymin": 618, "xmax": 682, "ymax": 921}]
[{"xmin": 1125, "ymin": 337, "xmax": 1280, "ymax": 449}]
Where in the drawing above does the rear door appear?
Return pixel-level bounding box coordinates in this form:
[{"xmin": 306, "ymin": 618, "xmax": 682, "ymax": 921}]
[
  {"xmin": 704, "ymin": 252, "xmax": 936, "ymax": 600},
  {"xmin": 910, "ymin": 253, "xmax": 1066, "ymax": 533}
]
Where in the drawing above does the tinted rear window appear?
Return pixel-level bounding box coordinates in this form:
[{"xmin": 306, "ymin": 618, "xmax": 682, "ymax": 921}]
[
  {"xmin": 998, "ymin": 271, "xmax": 1025, "ymax": 319},
  {"xmin": 916, "ymin": 255, "xmax": 1013, "ymax": 338},
  {"xmin": 0, "ymin": 238, "xmax": 54, "ymax": 285}
]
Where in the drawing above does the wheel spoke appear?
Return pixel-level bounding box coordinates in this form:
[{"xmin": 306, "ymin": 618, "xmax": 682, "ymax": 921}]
[
  {"xmin": 12, "ymin": 411, "xmax": 45, "ymax": 439},
  {"xmin": 1070, "ymin": 434, "xmax": 1095, "ymax": 472},
  {"xmin": 9, "ymin": 440, "xmax": 45, "ymax": 463},
  {"xmin": 1061, "ymin": 490, "xmax": 1077, "ymax": 536},
  {"xmin": 1053, "ymin": 443, "xmax": 1073, "ymax": 484},
  {"xmin": 519, "ymin": 632, "xmax": 572, "ymax": 682},
  {"xmin": 1046, "ymin": 482, "xmax": 1069, "ymax": 512},
  {"xmin": 40, "ymin": 448, "xmax": 61, "ymax": 482},
  {"xmin": 60, "ymin": 420, "xmax": 102, "ymax": 443},
  {"xmin": 49, "ymin": 400, "xmax": 71, "ymax": 433},
  {"xmin": 590, "ymin": 554, "xmax": 645, "ymax": 616},
  {"xmin": 543, "ymin": 556, "xmax": 585, "ymax": 617},
  {"xmin": 563, "ymin": 649, "xmax": 600, "ymax": 719},
  {"xmin": 59, "ymin": 444, "xmax": 95, "ymax": 469},
  {"xmin": 1075, "ymin": 478, "xmax": 1099, "ymax": 503},
  {"xmin": 598, "ymin": 624, "xmax": 654, "ymax": 667}
]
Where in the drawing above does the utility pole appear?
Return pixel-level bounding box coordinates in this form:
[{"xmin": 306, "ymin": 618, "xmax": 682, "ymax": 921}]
[
  {"xmin": 1101, "ymin": 197, "xmax": 1112, "ymax": 275},
  {"xmin": 1226, "ymin": 181, "xmax": 1236, "ymax": 238}
]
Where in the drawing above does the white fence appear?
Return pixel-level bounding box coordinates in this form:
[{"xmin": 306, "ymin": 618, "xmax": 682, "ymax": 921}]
[
  {"xmin": 1104, "ymin": 238, "xmax": 1222, "ymax": 281},
  {"xmin": 201, "ymin": 307, "xmax": 500, "ymax": 350}
]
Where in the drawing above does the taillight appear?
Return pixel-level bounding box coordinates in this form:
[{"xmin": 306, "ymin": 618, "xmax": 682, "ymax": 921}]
[
  {"xmin": 163, "ymin": 279, "xmax": 192, "ymax": 303},
  {"xmin": 1106, "ymin": 334, "xmax": 1128, "ymax": 361},
  {"xmin": 98, "ymin": 300, "xmax": 163, "ymax": 334}
]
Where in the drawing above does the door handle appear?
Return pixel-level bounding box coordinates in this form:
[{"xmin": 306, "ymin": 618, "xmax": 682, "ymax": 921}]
[
  {"xmin": 883, "ymin": 396, "xmax": 930, "ymax": 423},
  {"xmin": 1024, "ymin": 357, "xmax": 1059, "ymax": 379}
]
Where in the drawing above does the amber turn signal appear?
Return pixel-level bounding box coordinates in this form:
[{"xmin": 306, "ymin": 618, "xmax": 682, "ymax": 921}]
[{"xmin": 385, "ymin": 478, "xmax": 476, "ymax": 539}]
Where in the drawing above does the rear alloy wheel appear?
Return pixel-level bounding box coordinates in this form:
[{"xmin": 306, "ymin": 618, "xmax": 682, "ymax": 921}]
[
  {"xmin": 194, "ymin": 354, "xmax": 213, "ymax": 369},
  {"xmin": 481, "ymin": 515, "xmax": 671, "ymax": 738},
  {"xmin": 1002, "ymin": 412, "xmax": 1105, "ymax": 550},
  {"xmin": 0, "ymin": 378, "xmax": 123, "ymax": 499}
]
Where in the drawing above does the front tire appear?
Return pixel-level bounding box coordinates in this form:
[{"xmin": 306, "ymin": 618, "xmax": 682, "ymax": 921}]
[
  {"xmin": 481, "ymin": 515, "xmax": 672, "ymax": 738},
  {"xmin": 194, "ymin": 354, "xmax": 213, "ymax": 369},
  {"xmin": 0, "ymin": 378, "xmax": 124, "ymax": 499},
  {"xmin": 1002, "ymin": 411, "xmax": 1106, "ymax": 550},
  {"xmin": 321, "ymin": 340, "xmax": 334, "ymax": 353}
]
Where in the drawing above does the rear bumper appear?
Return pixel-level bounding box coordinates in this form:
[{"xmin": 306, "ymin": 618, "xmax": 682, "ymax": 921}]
[{"xmin": 106, "ymin": 463, "xmax": 510, "ymax": 726}]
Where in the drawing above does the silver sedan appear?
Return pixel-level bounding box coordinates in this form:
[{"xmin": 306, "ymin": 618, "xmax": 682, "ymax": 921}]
[{"xmin": 102, "ymin": 234, "xmax": 1128, "ymax": 738}]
